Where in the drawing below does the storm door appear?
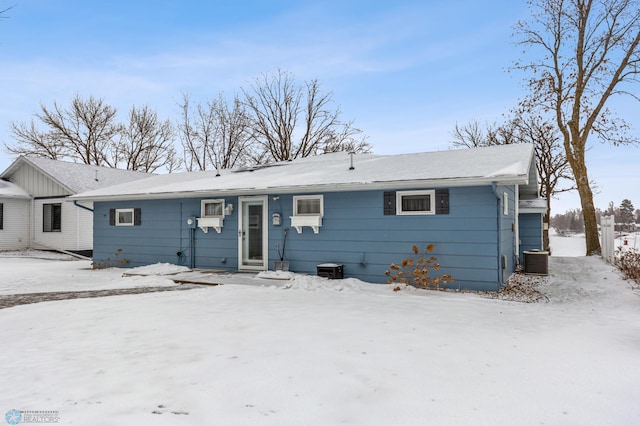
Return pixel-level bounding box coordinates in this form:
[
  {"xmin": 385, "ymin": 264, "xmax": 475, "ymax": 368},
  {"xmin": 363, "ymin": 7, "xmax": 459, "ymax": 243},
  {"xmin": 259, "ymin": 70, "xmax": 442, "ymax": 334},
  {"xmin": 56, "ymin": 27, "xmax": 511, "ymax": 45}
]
[{"xmin": 238, "ymin": 196, "xmax": 268, "ymax": 270}]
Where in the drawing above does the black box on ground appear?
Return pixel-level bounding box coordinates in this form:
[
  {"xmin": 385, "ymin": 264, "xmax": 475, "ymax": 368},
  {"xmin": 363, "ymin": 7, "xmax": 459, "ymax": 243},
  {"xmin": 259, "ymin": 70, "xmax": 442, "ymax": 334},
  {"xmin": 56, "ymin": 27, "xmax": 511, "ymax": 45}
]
[{"xmin": 317, "ymin": 263, "xmax": 344, "ymax": 279}]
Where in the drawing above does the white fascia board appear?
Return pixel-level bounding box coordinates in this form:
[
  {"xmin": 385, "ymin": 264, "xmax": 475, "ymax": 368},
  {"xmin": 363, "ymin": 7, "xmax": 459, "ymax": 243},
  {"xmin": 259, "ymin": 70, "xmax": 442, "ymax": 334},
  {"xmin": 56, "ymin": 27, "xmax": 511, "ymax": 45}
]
[
  {"xmin": 71, "ymin": 174, "xmax": 529, "ymax": 203},
  {"xmin": 2, "ymin": 194, "xmax": 33, "ymax": 200},
  {"xmin": 519, "ymin": 207, "xmax": 547, "ymax": 214}
]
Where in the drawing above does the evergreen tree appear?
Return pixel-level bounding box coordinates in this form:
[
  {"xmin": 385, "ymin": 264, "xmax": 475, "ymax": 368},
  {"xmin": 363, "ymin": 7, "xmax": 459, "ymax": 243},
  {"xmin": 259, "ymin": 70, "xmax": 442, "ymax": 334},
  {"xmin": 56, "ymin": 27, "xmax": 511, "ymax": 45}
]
[{"xmin": 620, "ymin": 199, "xmax": 635, "ymax": 231}]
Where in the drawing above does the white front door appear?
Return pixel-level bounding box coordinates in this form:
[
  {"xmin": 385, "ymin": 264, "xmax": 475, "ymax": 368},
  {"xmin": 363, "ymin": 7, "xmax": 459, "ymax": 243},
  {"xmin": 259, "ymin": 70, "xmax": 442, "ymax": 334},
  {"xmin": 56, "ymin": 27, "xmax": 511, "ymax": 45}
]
[{"xmin": 238, "ymin": 196, "xmax": 268, "ymax": 270}]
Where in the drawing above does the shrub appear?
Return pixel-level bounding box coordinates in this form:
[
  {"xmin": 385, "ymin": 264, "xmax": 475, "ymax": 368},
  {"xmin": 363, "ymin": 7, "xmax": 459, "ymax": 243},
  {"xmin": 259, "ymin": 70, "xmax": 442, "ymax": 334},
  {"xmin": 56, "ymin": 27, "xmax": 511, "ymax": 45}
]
[
  {"xmin": 617, "ymin": 247, "xmax": 640, "ymax": 284},
  {"xmin": 385, "ymin": 244, "xmax": 454, "ymax": 291}
]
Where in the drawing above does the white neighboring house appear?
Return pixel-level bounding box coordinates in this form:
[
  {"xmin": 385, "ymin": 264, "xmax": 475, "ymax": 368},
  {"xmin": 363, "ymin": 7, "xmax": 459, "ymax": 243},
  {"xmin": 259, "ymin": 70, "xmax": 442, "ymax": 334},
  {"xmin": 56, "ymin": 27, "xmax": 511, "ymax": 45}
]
[
  {"xmin": 0, "ymin": 180, "xmax": 31, "ymax": 251},
  {"xmin": 0, "ymin": 157, "xmax": 150, "ymax": 255}
]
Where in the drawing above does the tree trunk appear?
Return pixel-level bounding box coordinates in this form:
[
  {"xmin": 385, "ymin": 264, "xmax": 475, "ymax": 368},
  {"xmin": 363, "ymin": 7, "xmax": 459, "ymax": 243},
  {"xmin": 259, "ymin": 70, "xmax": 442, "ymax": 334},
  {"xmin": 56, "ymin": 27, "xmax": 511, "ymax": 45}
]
[
  {"xmin": 543, "ymin": 211, "xmax": 550, "ymax": 253},
  {"xmin": 573, "ymin": 162, "xmax": 601, "ymax": 255}
]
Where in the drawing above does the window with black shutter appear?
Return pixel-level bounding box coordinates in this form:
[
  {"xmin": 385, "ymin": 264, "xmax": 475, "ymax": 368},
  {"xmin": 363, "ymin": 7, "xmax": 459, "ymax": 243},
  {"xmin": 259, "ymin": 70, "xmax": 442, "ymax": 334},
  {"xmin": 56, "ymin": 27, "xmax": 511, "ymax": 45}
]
[
  {"xmin": 384, "ymin": 189, "xmax": 449, "ymax": 216},
  {"xmin": 110, "ymin": 208, "xmax": 142, "ymax": 226},
  {"xmin": 0, "ymin": 203, "xmax": 3, "ymax": 230}
]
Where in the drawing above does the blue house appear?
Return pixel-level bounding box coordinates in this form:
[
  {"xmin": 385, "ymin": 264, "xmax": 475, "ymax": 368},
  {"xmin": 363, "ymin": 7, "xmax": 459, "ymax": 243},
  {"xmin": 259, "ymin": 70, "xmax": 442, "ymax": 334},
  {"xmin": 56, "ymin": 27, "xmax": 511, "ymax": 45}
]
[{"xmin": 71, "ymin": 144, "xmax": 544, "ymax": 291}]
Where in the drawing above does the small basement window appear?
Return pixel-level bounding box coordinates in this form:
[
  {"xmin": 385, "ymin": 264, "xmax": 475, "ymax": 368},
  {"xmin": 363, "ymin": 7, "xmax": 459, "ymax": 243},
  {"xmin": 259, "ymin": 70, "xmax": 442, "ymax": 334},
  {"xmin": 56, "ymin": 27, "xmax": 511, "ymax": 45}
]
[
  {"xmin": 116, "ymin": 208, "xmax": 135, "ymax": 226},
  {"xmin": 293, "ymin": 195, "xmax": 323, "ymax": 216},
  {"xmin": 201, "ymin": 199, "xmax": 225, "ymax": 217},
  {"xmin": 396, "ymin": 190, "xmax": 435, "ymax": 215}
]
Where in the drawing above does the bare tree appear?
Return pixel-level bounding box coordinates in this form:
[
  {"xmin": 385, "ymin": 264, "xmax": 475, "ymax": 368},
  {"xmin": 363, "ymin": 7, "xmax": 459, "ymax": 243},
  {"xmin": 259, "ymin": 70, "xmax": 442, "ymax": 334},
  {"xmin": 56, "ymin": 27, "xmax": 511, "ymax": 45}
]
[
  {"xmin": 1, "ymin": 5, "xmax": 12, "ymax": 19},
  {"xmin": 117, "ymin": 105, "xmax": 179, "ymax": 173},
  {"xmin": 7, "ymin": 120, "xmax": 65, "ymax": 160},
  {"xmin": 514, "ymin": 0, "xmax": 640, "ymax": 255},
  {"xmin": 451, "ymin": 116, "xmax": 575, "ymax": 251},
  {"xmin": 7, "ymin": 95, "xmax": 179, "ymax": 172},
  {"xmin": 322, "ymin": 120, "xmax": 372, "ymax": 154},
  {"xmin": 177, "ymin": 92, "xmax": 213, "ymax": 171},
  {"xmin": 209, "ymin": 94, "xmax": 252, "ymax": 169},
  {"xmin": 177, "ymin": 92, "xmax": 252, "ymax": 171},
  {"xmin": 242, "ymin": 69, "xmax": 369, "ymax": 162},
  {"xmin": 451, "ymin": 120, "xmax": 489, "ymax": 147},
  {"xmin": 7, "ymin": 95, "xmax": 121, "ymax": 166}
]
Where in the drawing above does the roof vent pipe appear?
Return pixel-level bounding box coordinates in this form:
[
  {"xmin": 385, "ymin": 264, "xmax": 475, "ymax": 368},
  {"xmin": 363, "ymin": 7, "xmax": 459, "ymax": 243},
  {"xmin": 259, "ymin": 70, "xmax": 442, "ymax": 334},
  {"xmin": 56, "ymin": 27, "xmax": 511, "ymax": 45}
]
[
  {"xmin": 348, "ymin": 152, "xmax": 355, "ymax": 170},
  {"xmin": 95, "ymin": 170, "xmax": 99, "ymax": 181}
]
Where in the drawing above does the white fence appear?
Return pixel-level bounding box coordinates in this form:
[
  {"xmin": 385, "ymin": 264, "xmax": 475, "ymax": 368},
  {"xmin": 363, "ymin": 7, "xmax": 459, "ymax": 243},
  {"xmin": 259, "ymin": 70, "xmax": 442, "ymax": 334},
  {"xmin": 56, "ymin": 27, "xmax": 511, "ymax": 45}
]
[{"xmin": 601, "ymin": 215, "xmax": 615, "ymax": 264}]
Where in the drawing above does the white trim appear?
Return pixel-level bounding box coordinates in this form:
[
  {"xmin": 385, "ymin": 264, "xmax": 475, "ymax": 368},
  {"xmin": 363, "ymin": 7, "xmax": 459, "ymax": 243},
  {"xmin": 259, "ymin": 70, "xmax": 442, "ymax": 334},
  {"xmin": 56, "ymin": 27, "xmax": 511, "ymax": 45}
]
[
  {"xmin": 201, "ymin": 199, "xmax": 225, "ymax": 218},
  {"xmin": 199, "ymin": 199, "xmax": 226, "ymax": 233},
  {"xmin": 503, "ymin": 192, "xmax": 509, "ymax": 216},
  {"xmin": 396, "ymin": 190, "xmax": 435, "ymax": 215},
  {"xmin": 291, "ymin": 194, "xmax": 323, "ymax": 233},
  {"xmin": 293, "ymin": 194, "xmax": 324, "ymax": 216},
  {"xmin": 70, "ymin": 176, "xmax": 532, "ymax": 203},
  {"xmin": 115, "ymin": 208, "xmax": 135, "ymax": 226},
  {"xmin": 514, "ymin": 184, "xmax": 519, "ymax": 258}
]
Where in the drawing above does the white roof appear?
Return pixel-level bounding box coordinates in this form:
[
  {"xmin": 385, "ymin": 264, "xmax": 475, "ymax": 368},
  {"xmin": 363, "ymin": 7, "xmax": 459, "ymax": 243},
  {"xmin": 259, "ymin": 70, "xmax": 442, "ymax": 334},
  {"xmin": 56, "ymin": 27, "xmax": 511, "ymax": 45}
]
[
  {"xmin": 72, "ymin": 144, "xmax": 538, "ymax": 201},
  {"xmin": 0, "ymin": 179, "xmax": 31, "ymax": 199},
  {"xmin": 1, "ymin": 156, "xmax": 151, "ymax": 194}
]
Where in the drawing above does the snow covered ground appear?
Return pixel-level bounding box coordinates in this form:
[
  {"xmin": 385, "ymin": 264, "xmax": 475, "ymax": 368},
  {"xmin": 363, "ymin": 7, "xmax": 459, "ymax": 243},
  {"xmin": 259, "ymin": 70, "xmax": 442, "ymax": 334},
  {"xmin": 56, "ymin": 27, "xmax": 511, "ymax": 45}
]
[
  {"xmin": 549, "ymin": 230, "xmax": 640, "ymax": 257},
  {"xmin": 615, "ymin": 232, "xmax": 640, "ymax": 254},
  {"xmin": 1, "ymin": 244, "xmax": 640, "ymax": 425},
  {"xmin": 549, "ymin": 232, "xmax": 587, "ymax": 257},
  {"xmin": 0, "ymin": 250, "xmax": 178, "ymax": 295}
]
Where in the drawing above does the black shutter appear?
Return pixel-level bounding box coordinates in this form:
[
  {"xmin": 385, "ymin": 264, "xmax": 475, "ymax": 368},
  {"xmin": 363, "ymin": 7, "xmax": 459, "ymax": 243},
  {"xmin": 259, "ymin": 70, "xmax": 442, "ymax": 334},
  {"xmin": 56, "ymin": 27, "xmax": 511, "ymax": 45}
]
[
  {"xmin": 383, "ymin": 192, "xmax": 396, "ymax": 215},
  {"xmin": 134, "ymin": 208, "xmax": 142, "ymax": 226},
  {"xmin": 109, "ymin": 209, "xmax": 116, "ymax": 226},
  {"xmin": 0, "ymin": 203, "xmax": 3, "ymax": 230},
  {"xmin": 435, "ymin": 189, "xmax": 449, "ymax": 215}
]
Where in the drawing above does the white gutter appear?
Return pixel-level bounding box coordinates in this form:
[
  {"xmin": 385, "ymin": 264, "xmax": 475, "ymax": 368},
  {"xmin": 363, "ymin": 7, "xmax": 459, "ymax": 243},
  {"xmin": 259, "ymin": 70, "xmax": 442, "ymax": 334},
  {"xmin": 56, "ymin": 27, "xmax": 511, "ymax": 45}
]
[
  {"xmin": 71, "ymin": 175, "xmax": 531, "ymax": 203},
  {"xmin": 515, "ymin": 184, "xmax": 520, "ymax": 264}
]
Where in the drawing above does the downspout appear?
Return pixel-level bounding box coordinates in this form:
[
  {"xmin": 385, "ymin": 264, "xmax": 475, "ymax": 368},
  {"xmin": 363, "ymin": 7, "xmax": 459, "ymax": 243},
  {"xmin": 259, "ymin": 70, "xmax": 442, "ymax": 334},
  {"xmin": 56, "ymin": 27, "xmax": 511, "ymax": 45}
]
[
  {"xmin": 73, "ymin": 200, "xmax": 94, "ymax": 212},
  {"xmin": 190, "ymin": 227, "xmax": 196, "ymax": 269},
  {"xmin": 514, "ymin": 184, "xmax": 520, "ymax": 267},
  {"xmin": 492, "ymin": 182, "xmax": 505, "ymax": 288},
  {"xmin": 29, "ymin": 197, "xmax": 34, "ymax": 249}
]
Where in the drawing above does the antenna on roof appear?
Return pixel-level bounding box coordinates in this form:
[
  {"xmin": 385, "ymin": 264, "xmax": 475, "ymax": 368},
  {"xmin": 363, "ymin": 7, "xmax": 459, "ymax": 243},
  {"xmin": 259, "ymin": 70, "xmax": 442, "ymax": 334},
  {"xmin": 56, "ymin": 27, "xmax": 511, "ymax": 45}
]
[{"xmin": 348, "ymin": 152, "xmax": 356, "ymax": 170}]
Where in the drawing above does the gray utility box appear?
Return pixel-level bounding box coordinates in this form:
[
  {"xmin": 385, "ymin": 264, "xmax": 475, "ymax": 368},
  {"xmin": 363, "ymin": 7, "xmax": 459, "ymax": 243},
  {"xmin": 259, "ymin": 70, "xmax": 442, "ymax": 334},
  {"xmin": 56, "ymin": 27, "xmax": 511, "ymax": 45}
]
[
  {"xmin": 523, "ymin": 250, "xmax": 549, "ymax": 275},
  {"xmin": 317, "ymin": 263, "xmax": 344, "ymax": 279}
]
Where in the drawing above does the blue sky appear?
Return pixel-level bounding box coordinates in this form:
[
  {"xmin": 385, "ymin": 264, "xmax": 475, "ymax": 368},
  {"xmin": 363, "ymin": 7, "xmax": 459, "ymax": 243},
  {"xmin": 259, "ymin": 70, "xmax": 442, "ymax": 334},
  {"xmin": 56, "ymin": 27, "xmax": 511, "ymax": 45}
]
[{"xmin": 0, "ymin": 0, "xmax": 638, "ymax": 214}]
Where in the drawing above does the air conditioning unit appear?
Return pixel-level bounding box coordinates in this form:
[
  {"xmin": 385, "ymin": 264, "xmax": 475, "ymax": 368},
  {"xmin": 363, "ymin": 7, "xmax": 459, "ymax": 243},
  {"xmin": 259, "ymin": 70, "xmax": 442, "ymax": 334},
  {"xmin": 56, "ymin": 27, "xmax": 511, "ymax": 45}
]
[{"xmin": 523, "ymin": 250, "xmax": 549, "ymax": 275}]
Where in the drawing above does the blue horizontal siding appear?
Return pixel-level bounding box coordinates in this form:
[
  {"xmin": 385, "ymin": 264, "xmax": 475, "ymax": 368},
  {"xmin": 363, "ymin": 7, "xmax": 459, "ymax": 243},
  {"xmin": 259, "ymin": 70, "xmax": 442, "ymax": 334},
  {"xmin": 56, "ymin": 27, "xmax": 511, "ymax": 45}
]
[
  {"xmin": 93, "ymin": 185, "xmax": 518, "ymax": 291},
  {"xmin": 267, "ymin": 187, "xmax": 504, "ymax": 290},
  {"xmin": 519, "ymin": 213, "xmax": 543, "ymax": 261}
]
